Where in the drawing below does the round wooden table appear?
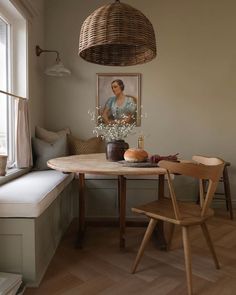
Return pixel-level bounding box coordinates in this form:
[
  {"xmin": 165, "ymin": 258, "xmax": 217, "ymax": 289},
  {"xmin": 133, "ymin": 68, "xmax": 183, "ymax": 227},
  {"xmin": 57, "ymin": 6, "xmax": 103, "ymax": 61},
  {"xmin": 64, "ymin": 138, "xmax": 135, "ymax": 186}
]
[{"xmin": 48, "ymin": 153, "xmax": 167, "ymax": 248}]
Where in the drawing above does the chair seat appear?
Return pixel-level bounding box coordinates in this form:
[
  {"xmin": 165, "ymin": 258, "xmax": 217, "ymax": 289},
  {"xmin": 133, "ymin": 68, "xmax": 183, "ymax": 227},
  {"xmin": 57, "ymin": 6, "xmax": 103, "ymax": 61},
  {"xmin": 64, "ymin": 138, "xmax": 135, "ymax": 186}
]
[{"xmin": 132, "ymin": 198, "xmax": 214, "ymax": 225}]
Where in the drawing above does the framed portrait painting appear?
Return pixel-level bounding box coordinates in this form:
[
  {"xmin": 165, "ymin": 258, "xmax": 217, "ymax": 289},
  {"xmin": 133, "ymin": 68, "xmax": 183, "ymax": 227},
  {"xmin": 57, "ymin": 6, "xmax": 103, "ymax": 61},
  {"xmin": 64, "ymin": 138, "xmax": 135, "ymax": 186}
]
[{"xmin": 97, "ymin": 73, "xmax": 141, "ymax": 126}]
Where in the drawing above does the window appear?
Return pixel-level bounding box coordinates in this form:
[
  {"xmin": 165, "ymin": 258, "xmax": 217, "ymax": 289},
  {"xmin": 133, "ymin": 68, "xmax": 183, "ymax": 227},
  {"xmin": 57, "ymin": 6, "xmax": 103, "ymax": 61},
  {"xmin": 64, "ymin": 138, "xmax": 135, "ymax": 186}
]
[
  {"xmin": 0, "ymin": 16, "xmax": 15, "ymax": 166},
  {"xmin": 0, "ymin": 3, "xmax": 27, "ymax": 169}
]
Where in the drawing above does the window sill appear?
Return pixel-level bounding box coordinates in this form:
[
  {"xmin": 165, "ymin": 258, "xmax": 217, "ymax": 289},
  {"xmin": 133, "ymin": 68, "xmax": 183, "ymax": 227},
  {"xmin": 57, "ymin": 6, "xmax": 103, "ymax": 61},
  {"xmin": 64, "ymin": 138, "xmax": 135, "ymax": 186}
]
[{"xmin": 0, "ymin": 167, "xmax": 31, "ymax": 186}]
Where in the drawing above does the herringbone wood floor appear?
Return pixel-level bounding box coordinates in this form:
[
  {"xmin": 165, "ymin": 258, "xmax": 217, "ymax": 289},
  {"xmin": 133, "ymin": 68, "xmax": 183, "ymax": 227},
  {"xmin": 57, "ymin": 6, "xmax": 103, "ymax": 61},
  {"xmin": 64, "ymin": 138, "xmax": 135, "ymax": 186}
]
[{"xmin": 25, "ymin": 210, "xmax": 236, "ymax": 295}]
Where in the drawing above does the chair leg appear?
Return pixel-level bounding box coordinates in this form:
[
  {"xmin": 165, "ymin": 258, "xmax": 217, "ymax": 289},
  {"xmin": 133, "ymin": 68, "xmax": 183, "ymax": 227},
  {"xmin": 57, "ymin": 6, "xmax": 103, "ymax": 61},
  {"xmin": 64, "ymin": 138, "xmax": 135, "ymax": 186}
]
[
  {"xmin": 196, "ymin": 179, "xmax": 207, "ymax": 206},
  {"xmin": 167, "ymin": 223, "xmax": 175, "ymax": 251},
  {"xmin": 182, "ymin": 226, "xmax": 193, "ymax": 295},
  {"xmin": 131, "ymin": 218, "xmax": 157, "ymax": 274},
  {"xmin": 200, "ymin": 222, "xmax": 220, "ymax": 269},
  {"xmin": 223, "ymin": 166, "xmax": 234, "ymax": 220}
]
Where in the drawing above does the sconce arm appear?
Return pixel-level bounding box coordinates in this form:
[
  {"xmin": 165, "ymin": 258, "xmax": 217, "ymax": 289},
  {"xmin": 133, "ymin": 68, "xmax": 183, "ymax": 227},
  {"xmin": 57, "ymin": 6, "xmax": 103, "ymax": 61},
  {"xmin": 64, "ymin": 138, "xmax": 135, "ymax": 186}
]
[{"xmin": 36, "ymin": 45, "xmax": 60, "ymax": 62}]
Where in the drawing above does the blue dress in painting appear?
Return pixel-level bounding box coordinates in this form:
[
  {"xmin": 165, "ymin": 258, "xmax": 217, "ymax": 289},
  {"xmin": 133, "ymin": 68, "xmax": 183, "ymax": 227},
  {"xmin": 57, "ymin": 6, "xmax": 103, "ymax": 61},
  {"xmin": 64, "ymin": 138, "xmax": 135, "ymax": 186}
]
[{"xmin": 104, "ymin": 96, "xmax": 137, "ymax": 122}]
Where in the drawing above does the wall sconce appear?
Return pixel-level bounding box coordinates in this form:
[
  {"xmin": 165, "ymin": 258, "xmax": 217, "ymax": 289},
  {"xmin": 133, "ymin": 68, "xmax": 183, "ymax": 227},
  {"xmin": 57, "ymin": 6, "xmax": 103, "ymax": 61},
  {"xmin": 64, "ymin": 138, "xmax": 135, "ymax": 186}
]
[{"xmin": 35, "ymin": 45, "xmax": 71, "ymax": 77}]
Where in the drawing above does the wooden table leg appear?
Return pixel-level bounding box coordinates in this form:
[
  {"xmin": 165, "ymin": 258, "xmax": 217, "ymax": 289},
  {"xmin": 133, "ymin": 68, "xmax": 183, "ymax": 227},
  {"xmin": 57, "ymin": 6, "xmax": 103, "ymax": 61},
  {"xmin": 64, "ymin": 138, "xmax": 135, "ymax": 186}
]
[
  {"xmin": 77, "ymin": 173, "xmax": 85, "ymax": 248},
  {"xmin": 118, "ymin": 176, "xmax": 121, "ymax": 224},
  {"xmin": 154, "ymin": 174, "xmax": 168, "ymax": 250},
  {"xmin": 158, "ymin": 174, "xmax": 165, "ymax": 199},
  {"xmin": 118, "ymin": 175, "xmax": 126, "ymax": 249}
]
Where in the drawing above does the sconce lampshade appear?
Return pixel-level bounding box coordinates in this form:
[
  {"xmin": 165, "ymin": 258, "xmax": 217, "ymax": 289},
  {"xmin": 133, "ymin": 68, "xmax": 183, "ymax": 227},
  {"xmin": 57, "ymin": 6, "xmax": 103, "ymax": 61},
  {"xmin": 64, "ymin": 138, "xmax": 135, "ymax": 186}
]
[
  {"xmin": 45, "ymin": 61, "xmax": 71, "ymax": 77},
  {"xmin": 79, "ymin": 0, "xmax": 157, "ymax": 66}
]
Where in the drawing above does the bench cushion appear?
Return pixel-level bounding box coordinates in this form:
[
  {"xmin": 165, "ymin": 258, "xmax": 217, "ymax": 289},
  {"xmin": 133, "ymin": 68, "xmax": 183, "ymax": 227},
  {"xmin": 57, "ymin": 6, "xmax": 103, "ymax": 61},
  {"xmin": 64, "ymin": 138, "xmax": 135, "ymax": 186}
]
[{"xmin": 0, "ymin": 170, "xmax": 74, "ymax": 218}]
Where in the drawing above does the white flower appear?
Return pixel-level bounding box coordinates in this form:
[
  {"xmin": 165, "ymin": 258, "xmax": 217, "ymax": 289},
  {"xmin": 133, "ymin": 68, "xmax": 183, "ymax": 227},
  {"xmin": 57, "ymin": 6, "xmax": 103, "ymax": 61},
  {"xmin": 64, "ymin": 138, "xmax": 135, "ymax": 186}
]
[{"xmin": 90, "ymin": 110, "xmax": 136, "ymax": 142}]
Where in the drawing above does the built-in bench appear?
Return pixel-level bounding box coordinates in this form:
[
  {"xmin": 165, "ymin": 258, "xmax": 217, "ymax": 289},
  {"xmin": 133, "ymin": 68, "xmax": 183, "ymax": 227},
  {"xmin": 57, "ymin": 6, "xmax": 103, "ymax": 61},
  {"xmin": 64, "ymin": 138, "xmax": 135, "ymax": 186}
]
[
  {"xmin": 0, "ymin": 170, "xmax": 74, "ymax": 286},
  {"xmin": 0, "ymin": 170, "xmax": 169, "ymax": 286}
]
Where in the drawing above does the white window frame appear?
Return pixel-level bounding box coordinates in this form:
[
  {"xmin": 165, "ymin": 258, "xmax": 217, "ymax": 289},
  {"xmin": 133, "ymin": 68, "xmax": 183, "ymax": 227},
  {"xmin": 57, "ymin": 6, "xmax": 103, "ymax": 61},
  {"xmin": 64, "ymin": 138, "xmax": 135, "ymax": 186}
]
[
  {"xmin": 0, "ymin": 3, "xmax": 27, "ymax": 170},
  {"xmin": 0, "ymin": 14, "xmax": 15, "ymax": 167},
  {"xmin": 7, "ymin": 17, "xmax": 15, "ymax": 166}
]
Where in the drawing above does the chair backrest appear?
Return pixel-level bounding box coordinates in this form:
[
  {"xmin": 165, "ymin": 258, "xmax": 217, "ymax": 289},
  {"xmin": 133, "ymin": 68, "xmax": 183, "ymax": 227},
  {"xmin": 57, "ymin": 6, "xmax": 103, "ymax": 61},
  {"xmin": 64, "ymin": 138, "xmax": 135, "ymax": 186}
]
[{"xmin": 158, "ymin": 156, "xmax": 225, "ymax": 220}]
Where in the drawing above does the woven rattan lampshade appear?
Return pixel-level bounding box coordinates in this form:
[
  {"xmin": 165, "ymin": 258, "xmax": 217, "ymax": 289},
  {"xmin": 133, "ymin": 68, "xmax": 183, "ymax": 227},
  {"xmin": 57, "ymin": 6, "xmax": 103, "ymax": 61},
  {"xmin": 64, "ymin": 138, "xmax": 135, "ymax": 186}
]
[{"xmin": 79, "ymin": 0, "xmax": 157, "ymax": 66}]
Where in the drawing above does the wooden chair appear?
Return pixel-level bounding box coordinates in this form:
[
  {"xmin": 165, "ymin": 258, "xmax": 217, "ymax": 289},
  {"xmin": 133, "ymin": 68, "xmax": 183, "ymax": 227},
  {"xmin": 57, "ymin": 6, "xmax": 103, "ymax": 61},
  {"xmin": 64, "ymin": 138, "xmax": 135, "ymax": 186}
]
[
  {"xmin": 131, "ymin": 156, "xmax": 224, "ymax": 295},
  {"xmin": 197, "ymin": 161, "xmax": 233, "ymax": 219}
]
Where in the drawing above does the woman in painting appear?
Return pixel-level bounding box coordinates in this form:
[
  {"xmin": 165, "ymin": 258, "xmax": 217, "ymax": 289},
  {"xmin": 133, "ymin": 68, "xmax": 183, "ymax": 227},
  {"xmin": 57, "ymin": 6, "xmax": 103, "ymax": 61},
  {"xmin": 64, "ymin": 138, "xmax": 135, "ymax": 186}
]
[{"xmin": 102, "ymin": 79, "xmax": 137, "ymax": 124}]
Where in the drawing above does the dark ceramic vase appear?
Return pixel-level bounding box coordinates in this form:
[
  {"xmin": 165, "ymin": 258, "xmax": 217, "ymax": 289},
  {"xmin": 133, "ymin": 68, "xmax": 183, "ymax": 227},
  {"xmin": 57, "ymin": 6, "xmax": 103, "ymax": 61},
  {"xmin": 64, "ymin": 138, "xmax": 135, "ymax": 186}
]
[{"xmin": 106, "ymin": 140, "xmax": 129, "ymax": 161}]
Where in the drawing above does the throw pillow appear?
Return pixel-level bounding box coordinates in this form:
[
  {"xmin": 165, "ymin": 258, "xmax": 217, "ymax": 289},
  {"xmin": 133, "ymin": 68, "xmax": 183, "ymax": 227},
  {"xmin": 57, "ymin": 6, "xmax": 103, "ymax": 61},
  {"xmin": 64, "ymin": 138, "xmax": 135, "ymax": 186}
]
[
  {"xmin": 32, "ymin": 136, "xmax": 68, "ymax": 170},
  {"xmin": 35, "ymin": 126, "xmax": 70, "ymax": 144},
  {"xmin": 67, "ymin": 134, "xmax": 105, "ymax": 155}
]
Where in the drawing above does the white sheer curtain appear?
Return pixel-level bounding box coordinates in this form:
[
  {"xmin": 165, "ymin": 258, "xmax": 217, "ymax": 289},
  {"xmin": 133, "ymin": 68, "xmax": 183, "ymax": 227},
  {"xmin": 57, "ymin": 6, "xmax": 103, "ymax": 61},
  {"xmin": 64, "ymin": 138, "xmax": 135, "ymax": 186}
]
[
  {"xmin": 16, "ymin": 99, "xmax": 32, "ymax": 168},
  {"xmin": 9, "ymin": 0, "xmax": 34, "ymax": 168}
]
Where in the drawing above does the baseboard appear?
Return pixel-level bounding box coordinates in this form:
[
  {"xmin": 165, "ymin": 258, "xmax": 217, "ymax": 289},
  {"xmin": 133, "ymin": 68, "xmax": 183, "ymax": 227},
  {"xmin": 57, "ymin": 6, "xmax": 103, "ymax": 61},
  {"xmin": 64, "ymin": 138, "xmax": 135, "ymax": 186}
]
[
  {"xmin": 86, "ymin": 216, "xmax": 148, "ymax": 227},
  {"xmin": 174, "ymin": 197, "xmax": 236, "ymax": 209},
  {"xmin": 212, "ymin": 199, "xmax": 235, "ymax": 209}
]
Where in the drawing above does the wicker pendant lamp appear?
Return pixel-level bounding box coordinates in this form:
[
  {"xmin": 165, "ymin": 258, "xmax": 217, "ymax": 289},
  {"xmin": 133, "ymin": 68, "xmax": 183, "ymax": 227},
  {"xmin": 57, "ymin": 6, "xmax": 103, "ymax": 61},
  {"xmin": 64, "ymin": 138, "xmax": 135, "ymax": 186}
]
[{"xmin": 79, "ymin": 0, "xmax": 157, "ymax": 66}]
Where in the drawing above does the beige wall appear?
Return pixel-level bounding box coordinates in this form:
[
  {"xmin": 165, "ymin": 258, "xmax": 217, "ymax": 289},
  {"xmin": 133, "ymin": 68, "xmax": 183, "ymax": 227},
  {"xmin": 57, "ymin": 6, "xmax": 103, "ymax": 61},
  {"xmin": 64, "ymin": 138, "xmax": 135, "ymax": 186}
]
[{"xmin": 44, "ymin": 0, "xmax": 236, "ymax": 202}]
